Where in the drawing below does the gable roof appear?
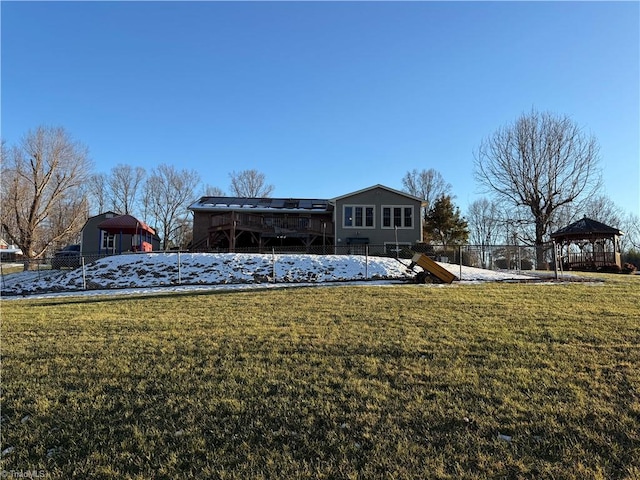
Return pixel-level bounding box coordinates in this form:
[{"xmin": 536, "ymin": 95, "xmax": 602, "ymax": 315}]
[
  {"xmin": 189, "ymin": 197, "xmax": 332, "ymax": 213},
  {"xmin": 550, "ymin": 217, "xmax": 623, "ymax": 238},
  {"xmin": 330, "ymin": 184, "xmax": 426, "ymax": 204}
]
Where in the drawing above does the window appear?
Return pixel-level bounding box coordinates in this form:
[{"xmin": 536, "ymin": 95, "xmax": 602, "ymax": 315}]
[
  {"xmin": 366, "ymin": 207, "xmax": 374, "ymax": 227},
  {"xmin": 343, "ymin": 205, "xmax": 374, "ymax": 228},
  {"xmin": 394, "ymin": 208, "xmax": 402, "ymax": 227},
  {"xmin": 383, "ymin": 208, "xmax": 391, "ymax": 228},
  {"xmin": 344, "ymin": 206, "xmax": 353, "ymax": 227},
  {"xmin": 102, "ymin": 231, "xmax": 115, "ymax": 250},
  {"xmin": 404, "ymin": 207, "xmax": 413, "ymax": 227},
  {"xmin": 382, "ymin": 205, "xmax": 414, "ymax": 229}
]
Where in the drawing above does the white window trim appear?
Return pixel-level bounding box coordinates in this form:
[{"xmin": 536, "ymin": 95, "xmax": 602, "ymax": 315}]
[
  {"xmin": 101, "ymin": 231, "xmax": 115, "ymax": 250},
  {"xmin": 342, "ymin": 204, "xmax": 376, "ymax": 229},
  {"xmin": 381, "ymin": 205, "xmax": 415, "ymax": 229}
]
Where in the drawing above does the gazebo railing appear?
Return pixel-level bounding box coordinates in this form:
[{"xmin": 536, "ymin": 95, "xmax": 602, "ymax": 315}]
[{"xmin": 563, "ymin": 251, "xmax": 619, "ymax": 268}]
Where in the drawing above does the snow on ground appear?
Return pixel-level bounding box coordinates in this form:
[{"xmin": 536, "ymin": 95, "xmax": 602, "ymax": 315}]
[{"xmin": 1, "ymin": 252, "xmax": 541, "ymax": 301}]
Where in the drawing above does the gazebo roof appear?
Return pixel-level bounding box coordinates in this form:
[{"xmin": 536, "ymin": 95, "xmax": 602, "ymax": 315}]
[
  {"xmin": 97, "ymin": 214, "xmax": 155, "ymax": 235},
  {"xmin": 550, "ymin": 217, "xmax": 622, "ymax": 239}
]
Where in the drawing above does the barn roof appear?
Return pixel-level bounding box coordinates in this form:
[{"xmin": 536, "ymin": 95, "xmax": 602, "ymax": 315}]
[
  {"xmin": 550, "ymin": 217, "xmax": 622, "ymax": 239},
  {"xmin": 189, "ymin": 197, "xmax": 333, "ymax": 213},
  {"xmin": 97, "ymin": 214, "xmax": 156, "ymax": 235}
]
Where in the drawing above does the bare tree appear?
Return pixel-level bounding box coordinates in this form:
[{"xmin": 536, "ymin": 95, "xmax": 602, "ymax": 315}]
[
  {"xmin": 578, "ymin": 194, "xmax": 623, "ymax": 228},
  {"xmin": 467, "ymin": 198, "xmax": 510, "ymax": 269},
  {"xmin": 621, "ymin": 212, "xmax": 639, "ymax": 251},
  {"xmin": 45, "ymin": 195, "xmax": 90, "ymax": 247},
  {"xmin": 467, "ymin": 198, "xmax": 503, "ymax": 240},
  {"xmin": 172, "ymin": 215, "xmax": 194, "ymax": 250},
  {"xmin": 474, "ymin": 109, "xmax": 601, "ymax": 265},
  {"xmin": 107, "ymin": 164, "xmax": 146, "ymax": 215},
  {"xmin": 229, "ymin": 169, "xmax": 274, "ymax": 197},
  {"xmin": 202, "ymin": 184, "xmax": 225, "ymax": 197},
  {"xmin": 401, "ymin": 168, "xmax": 452, "ymax": 219},
  {"xmin": 144, "ymin": 163, "xmax": 200, "ymax": 250},
  {"xmin": 0, "ymin": 126, "xmax": 92, "ymax": 266},
  {"xmin": 551, "ymin": 194, "xmax": 623, "ymax": 237},
  {"xmin": 87, "ymin": 172, "xmax": 108, "ymax": 214}
]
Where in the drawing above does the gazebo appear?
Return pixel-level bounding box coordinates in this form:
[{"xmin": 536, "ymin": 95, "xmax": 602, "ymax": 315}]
[
  {"xmin": 97, "ymin": 214, "xmax": 156, "ymax": 254},
  {"xmin": 550, "ymin": 217, "xmax": 623, "ymax": 271}
]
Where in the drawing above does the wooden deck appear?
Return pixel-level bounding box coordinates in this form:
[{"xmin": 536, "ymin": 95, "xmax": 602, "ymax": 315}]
[{"xmin": 209, "ymin": 212, "xmax": 332, "ymax": 237}]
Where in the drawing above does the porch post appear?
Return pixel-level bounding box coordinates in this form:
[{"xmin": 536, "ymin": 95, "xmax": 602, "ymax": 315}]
[{"xmin": 230, "ymin": 212, "xmax": 236, "ymax": 253}]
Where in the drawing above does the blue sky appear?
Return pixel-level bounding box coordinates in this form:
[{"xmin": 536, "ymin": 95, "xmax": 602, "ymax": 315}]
[{"xmin": 2, "ymin": 1, "xmax": 639, "ymax": 216}]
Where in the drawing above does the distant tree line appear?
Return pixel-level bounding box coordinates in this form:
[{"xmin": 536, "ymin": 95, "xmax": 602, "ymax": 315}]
[
  {"xmin": 473, "ymin": 109, "xmax": 638, "ymax": 265},
  {"xmin": 400, "ymin": 109, "xmax": 638, "ymax": 266},
  {"xmin": 2, "ymin": 111, "xmax": 638, "ymax": 269},
  {"xmin": 1, "ymin": 126, "xmax": 274, "ymax": 265}
]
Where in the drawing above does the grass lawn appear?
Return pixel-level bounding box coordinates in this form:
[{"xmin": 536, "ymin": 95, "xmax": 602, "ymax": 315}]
[{"xmin": 1, "ymin": 275, "xmax": 639, "ymax": 479}]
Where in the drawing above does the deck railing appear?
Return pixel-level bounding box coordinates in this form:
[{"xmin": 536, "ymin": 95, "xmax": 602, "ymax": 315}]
[{"xmin": 210, "ymin": 213, "xmax": 332, "ymax": 236}]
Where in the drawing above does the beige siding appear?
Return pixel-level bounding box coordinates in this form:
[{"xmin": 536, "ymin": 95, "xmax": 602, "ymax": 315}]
[{"xmin": 334, "ymin": 187, "xmax": 422, "ymax": 250}]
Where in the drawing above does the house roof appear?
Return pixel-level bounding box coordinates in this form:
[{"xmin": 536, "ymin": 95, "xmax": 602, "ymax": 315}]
[
  {"xmin": 97, "ymin": 214, "xmax": 156, "ymax": 235},
  {"xmin": 550, "ymin": 217, "xmax": 623, "ymax": 239},
  {"xmin": 330, "ymin": 184, "xmax": 426, "ymax": 204},
  {"xmin": 189, "ymin": 197, "xmax": 333, "ymax": 213},
  {"xmin": 189, "ymin": 185, "xmax": 425, "ymax": 213},
  {"xmin": 88, "ymin": 211, "xmax": 119, "ymax": 220},
  {"xmin": 81, "ymin": 211, "xmax": 119, "ymax": 232}
]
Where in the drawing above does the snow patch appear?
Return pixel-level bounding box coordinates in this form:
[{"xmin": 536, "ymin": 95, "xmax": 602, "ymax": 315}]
[{"xmin": 1, "ymin": 252, "xmax": 539, "ymax": 300}]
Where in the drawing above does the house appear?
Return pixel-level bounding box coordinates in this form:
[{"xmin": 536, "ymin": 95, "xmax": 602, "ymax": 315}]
[
  {"xmin": 0, "ymin": 239, "xmax": 23, "ymax": 262},
  {"xmin": 189, "ymin": 184, "xmax": 425, "ymax": 254},
  {"xmin": 80, "ymin": 211, "xmax": 117, "ymax": 255},
  {"xmin": 332, "ymin": 184, "xmax": 425, "ymax": 255},
  {"xmin": 80, "ymin": 212, "xmax": 160, "ymax": 256}
]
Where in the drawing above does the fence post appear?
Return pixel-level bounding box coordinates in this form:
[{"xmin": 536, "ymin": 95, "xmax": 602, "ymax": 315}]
[
  {"xmin": 365, "ymin": 245, "xmax": 369, "ymax": 279},
  {"xmin": 82, "ymin": 256, "xmax": 86, "ymax": 290},
  {"xmin": 272, "ymin": 247, "xmax": 276, "ymax": 283},
  {"xmin": 177, "ymin": 251, "xmax": 182, "ymax": 285},
  {"xmin": 552, "ymin": 242, "xmax": 557, "ymax": 279},
  {"xmin": 459, "ymin": 245, "xmax": 462, "ymax": 280}
]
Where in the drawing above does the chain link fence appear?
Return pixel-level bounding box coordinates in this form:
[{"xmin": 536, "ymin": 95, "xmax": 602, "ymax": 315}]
[
  {"xmin": 0, "ymin": 244, "xmax": 562, "ymax": 296},
  {"xmin": 2, "ymin": 243, "xmax": 555, "ymax": 273}
]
